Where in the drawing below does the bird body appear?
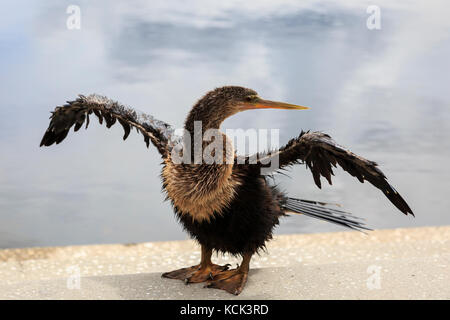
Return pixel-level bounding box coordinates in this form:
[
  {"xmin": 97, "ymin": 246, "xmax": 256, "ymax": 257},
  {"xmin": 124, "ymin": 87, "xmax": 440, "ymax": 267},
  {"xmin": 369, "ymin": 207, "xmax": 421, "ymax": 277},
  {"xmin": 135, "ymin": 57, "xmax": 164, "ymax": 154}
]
[
  {"xmin": 40, "ymin": 86, "xmax": 413, "ymax": 295},
  {"xmin": 167, "ymin": 161, "xmax": 284, "ymax": 255}
]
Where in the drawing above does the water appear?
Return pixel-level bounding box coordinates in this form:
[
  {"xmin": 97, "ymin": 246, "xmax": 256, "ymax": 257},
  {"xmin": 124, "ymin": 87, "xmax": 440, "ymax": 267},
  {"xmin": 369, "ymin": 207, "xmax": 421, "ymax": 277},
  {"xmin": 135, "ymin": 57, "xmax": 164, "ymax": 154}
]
[{"xmin": 1, "ymin": 1, "xmax": 449, "ymax": 248}]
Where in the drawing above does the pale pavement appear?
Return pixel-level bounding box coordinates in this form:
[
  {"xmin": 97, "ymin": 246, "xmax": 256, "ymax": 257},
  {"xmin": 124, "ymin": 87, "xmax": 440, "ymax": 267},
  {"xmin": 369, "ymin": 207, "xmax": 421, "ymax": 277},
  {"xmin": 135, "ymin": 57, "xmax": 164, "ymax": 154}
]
[{"xmin": 0, "ymin": 226, "xmax": 449, "ymax": 299}]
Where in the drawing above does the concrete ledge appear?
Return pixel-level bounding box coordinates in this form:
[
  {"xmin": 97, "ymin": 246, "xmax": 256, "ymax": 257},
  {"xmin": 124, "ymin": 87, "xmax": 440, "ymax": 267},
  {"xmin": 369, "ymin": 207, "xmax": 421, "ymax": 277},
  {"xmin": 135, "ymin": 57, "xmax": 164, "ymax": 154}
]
[{"xmin": 0, "ymin": 226, "xmax": 449, "ymax": 299}]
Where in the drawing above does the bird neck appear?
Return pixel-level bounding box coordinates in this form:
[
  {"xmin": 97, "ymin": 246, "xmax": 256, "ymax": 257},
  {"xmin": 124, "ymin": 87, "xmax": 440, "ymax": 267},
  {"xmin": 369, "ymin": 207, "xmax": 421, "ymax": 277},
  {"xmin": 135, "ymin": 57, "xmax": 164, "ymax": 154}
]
[
  {"xmin": 182, "ymin": 104, "xmax": 235, "ymax": 166},
  {"xmin": 184, "ymin": 109, "xmax": 224, "ymax": 135}
]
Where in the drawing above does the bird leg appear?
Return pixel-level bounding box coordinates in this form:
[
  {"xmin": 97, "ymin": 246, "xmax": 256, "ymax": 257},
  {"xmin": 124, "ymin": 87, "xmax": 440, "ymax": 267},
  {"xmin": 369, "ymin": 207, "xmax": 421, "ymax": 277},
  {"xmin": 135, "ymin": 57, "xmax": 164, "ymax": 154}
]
[
  {"xmin": 161, "ymin": 246, "xmax": 230, "ymax": 284},
  {"xmin": 205, "ymin": 253, "xmax": 252, "ymax": 295}
]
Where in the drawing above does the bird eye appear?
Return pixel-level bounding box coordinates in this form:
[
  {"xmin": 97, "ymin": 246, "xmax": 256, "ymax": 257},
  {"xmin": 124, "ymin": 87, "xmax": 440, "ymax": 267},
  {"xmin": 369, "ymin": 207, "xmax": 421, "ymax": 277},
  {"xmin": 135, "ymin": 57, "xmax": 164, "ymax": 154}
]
[{"xmin": 245, "ymin": 95, "xmax": 256, "ymax": 102}]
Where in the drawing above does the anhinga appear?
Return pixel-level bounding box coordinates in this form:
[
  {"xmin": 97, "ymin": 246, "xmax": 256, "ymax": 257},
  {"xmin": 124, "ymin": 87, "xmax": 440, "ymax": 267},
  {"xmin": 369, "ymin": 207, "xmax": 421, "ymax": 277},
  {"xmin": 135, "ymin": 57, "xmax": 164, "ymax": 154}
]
[{"xmin": 40, "ymin": 86, "xmax": 413, "ymax": 295}]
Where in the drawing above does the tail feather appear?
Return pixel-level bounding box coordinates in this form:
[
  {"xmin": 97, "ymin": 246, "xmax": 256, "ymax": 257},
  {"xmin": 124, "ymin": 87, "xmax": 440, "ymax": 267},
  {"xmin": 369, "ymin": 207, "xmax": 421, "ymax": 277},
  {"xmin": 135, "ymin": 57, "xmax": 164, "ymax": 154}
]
[
  {"xmin": 283, "ymin": 197, "xmax": 372, "ymax": 232},
  {"xmin": 293, "ymin": 200, "xmax": 365, "ymax": 221}
]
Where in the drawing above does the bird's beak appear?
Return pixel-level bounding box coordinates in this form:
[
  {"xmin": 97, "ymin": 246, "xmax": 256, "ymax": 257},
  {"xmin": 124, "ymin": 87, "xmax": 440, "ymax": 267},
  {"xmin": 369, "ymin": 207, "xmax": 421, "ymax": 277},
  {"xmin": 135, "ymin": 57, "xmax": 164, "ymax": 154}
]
[{"xmin": 240, "ymin": 98, "xmax": 309, "ymax": 111}]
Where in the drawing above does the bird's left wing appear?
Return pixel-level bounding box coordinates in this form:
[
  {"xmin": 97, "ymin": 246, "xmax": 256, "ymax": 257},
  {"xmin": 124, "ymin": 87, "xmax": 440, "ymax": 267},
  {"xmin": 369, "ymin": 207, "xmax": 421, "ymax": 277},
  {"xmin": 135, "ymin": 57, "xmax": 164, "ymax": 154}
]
[
  {"xmin": 247, "ymin": 130, "xmax": 413, "ymax": 216},
  {"xmin": 40, "ymin": 94, "xmax": 178, "ymax": 156}
]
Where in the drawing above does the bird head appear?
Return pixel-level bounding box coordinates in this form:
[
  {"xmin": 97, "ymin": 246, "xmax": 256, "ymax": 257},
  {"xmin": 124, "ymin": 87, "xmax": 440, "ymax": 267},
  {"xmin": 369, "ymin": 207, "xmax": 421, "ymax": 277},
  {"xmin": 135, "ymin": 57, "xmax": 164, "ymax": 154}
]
[{"xmin": 185, "ymin": 86, "xmax": 308, "ymax": 131}]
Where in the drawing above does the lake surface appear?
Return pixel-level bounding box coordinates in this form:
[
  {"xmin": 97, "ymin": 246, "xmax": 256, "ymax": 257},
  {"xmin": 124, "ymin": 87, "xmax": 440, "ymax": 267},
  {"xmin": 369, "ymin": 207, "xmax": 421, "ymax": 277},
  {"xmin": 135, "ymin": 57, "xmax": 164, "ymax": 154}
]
[{"xmin": 1, "ymin": 1, "xmax": 449, "ymax": 248}]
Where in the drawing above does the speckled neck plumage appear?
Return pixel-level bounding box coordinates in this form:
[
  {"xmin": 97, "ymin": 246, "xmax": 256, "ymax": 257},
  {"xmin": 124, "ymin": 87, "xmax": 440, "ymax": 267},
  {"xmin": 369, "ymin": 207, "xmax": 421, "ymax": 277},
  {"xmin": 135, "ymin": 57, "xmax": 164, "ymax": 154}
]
[{"xmin": 162, "ymin": 90, "xmax": 243, "ymax": 223}]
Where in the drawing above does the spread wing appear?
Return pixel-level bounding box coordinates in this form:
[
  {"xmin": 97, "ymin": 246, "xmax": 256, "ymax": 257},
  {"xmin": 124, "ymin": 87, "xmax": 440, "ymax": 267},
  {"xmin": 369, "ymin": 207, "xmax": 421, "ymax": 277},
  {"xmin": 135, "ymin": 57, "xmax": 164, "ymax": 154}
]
[
  {"xmin": 40, "ymin": 94, "xmax": 177, "ymax": 156},
  {"xmin": 249, "ymin": 130, "xmax": 413, "ymax": 216}
]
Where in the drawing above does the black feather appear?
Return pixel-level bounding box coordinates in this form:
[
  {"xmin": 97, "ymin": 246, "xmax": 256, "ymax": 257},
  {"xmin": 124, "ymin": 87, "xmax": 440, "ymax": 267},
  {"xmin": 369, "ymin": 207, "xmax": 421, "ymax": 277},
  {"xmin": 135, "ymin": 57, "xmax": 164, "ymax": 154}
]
[
  {"xmin": 118, "ymin": 118, "xmax": 131, "ymax": 140},
  {"xmin": 252, "ymin": 131, "xmax": 413, "ymax": 217},
  {"xmin": 283, "ymin": 197, "xmax": 371, "ymax": 232},
  {"xmin": 39, "ymin": 94, "xmax": 171, "ymax": 156}
]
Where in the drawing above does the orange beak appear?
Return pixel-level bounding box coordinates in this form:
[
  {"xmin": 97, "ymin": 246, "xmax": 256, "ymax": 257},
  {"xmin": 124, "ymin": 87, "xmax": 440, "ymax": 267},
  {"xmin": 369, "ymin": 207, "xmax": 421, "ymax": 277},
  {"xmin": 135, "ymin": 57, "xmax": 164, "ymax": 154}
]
[{"xmin": 240, "ymin": 98, "xmax": 309, "ymax": 111}]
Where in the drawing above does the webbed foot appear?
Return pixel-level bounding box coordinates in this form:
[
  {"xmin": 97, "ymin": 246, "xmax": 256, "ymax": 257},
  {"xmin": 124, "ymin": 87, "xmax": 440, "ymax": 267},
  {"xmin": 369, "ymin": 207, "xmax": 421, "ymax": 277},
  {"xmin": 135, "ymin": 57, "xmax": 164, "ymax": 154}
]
[
  {"xmin": 162, "ymin": 263, "xmax": 230, "ymax": 284},
  {"xmin": 205, "ymin": 268, "xmax": 249, "ymax": 295}
]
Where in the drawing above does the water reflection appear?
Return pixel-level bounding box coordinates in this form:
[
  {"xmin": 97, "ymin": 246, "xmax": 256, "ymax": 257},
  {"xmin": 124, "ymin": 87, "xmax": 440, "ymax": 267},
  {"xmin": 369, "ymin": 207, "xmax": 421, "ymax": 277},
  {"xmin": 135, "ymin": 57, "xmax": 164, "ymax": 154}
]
[{"xmin": 1, "ymin": 0, "xmax": 449, "ymax": 248}]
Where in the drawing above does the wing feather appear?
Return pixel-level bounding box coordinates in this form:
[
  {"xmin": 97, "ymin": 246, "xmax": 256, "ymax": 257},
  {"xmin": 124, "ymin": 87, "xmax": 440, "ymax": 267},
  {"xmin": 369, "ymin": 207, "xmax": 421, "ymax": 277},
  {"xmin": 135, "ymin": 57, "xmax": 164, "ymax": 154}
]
[
  {"xmin": 249, "ymin": 131, "xmax": 413, "ymax": 216},
  {"xmin": 40, "ymin": 94, "xmax": 176, "ymax": 156}
]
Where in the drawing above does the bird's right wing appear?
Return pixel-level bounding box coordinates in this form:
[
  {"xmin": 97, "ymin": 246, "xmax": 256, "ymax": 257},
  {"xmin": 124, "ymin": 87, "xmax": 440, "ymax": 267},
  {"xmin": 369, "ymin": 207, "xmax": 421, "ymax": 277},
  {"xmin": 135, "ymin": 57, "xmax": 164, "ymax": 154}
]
[{"xmin": 40, "ymin": 94, "xmax": 177, "ymax": 156}]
